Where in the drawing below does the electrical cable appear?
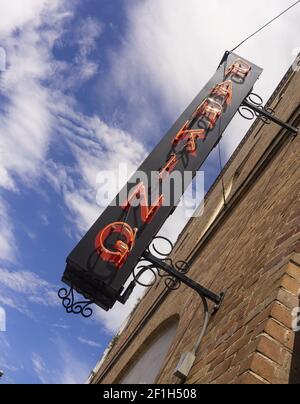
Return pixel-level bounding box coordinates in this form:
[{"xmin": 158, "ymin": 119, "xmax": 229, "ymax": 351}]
[
  {"xmin": 230, "ymin": 0, "xmax": 300, "ymax": 53},
  {"xmin": 191, "ymin": 296, "xmax": 210, "ymax": 355},
  {"xmin": 190, "ymin": 57, "xmax": 228, "ymax": 356},
  {"xmin": 217, "ymin": 56, "xmax": 228, "ymax": 208},
  {"xmin": 218, "ymin": 142, "xmax": 227, "ymax": 208}
]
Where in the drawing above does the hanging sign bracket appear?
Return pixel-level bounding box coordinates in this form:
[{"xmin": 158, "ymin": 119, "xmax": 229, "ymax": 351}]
[{"xmin": 239, "ymin": 93, "xmax": 298, "ymax": 134}]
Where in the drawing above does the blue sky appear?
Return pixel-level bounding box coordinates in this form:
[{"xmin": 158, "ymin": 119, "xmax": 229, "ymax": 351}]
[{"xmin": 0, "ymin": 0, "xmax": 299, "ymax": 384}]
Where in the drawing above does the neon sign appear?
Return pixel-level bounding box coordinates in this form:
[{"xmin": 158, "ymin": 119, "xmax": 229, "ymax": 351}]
[
  {"xmin": 94, "ymin": 58, "xmax": 251, "ymax": 269},
  {"xmin": 62, "ymin": 52, "xmax": 262, "ymax": 311}
]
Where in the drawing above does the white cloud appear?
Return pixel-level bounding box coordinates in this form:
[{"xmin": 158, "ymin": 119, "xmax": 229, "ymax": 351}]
[
  {"xmin": 77, "ymin": 337, "xmax": 102, "ymax": 349},
  {"xmin": 0, "ymin": 268, "xmax": 48, "ymax": 294},
  {"xmin": 40, "ymin": 213, "xmax": 49, "ymax": 227},
  {"xmin": 29, "ymin": 290, "xmax": 59, "ymax": 307},
  {"xmin": 31, "ymin": 338, "xmax": 91, "ymax": 384},
  {"xmin": 0, "ymin": 268, "xmax": 59, "ymax": 314},
  {"xmin": 0, "ymin": 0, "xmax": 149, "ymax": 382},
  {"xmin": 95, "ymin": 284, "xmax": 146, "ymax": 334},
  {"xmin": 54, "ymin": 15, "xmax": 103, "ymax": 89},
  {"xmin": 0, "ymin": 0, "xmax": 50, "ymax": 37},
  {"xmin": 31, "ymin": 338, "xmax": 92, "ymax": 384},
  {"xmin": 0, "ymin": 295, "xmax": 19, "ymax": 311},
  {"xmin": 0, "ymin": 333, "xmax": 25, "ymax": 383},
  {"xmin": 109, "ymin": 0, "xmax": 300, "ymax": 156},
  {"xmin": 0, "ymin": 1, "xmax": 71, "ymax": 191},
  {"xmin": 51, "ymin": 323, "xmax": 70, "ymax": 330},
  {"xmin": 56, "ymin": 339, "xmax": 90, "ymax": 384},
  {"xmin": 31, "ymin": 353, "xmax": 50, "ymax": 384},
  {"xmin": 74, "ymin": 17, "xmax": 104, "ymax": 60},
  {"xmin": 0, "ymin": 198, "xmax": 16, "ymax": 263},
  {"xmin": 0, "ymin": 0, "xmax": 104, "ymax": 278},
  {"xmin": 0, "ymin": 1, "xmax": 103, "ymax": 195},
  {"xmin": 51, "ymin": 111, "xmax": 147, "ymax": 235}
]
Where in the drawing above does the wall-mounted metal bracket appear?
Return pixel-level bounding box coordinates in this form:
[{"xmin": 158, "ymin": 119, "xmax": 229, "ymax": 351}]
[
  {"xmin": 58, "ymin": 237, "xmax": 226, "ymax": 319},
  {"xmin": 142, "ymin": 250, "xmax": 224, "ymax": 309},
  {"xmin": 128, "ymin": 237, "xmax": 226, "ymax": 314},
  {"xmin": 239, "ymin": 93, "xmax": 298, "ymax": 134}
]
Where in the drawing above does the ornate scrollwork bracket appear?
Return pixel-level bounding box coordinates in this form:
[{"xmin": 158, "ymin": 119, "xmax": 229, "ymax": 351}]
[
  {"xmin": 58, "ymin": 237, "xmax": 226, "ymax": 318},
  {"xmin": 132, "ymin": 237, "xmax": 226, "ymax": 313},
  {"xmin": 58, "ymin": 286, "xmax": 94, "ymax": 318},
  {"xmin": 239, "ymin": 92, "xmax": 298, "ymax": 134}
]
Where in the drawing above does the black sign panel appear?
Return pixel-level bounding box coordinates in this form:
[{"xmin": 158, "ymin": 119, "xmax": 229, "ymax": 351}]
[{"xmin": 62, "ymin": 53, "xmax": 263, "ymax": 311}]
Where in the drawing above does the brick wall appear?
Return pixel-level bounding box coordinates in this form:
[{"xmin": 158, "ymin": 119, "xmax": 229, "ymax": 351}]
[{"xmin": 91, "ymin": 64, "xmax": 300, "ymax": 385}]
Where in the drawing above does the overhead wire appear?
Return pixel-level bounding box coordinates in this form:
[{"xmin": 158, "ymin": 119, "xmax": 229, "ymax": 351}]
[{"xmin": 230, "ymin": 0, "xmax": 300, "ymax": 53}]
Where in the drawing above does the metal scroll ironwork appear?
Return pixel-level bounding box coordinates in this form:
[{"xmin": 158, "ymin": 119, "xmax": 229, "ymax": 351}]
[
  {"xmin": 132, "ymin": 236, "xmax": 225, "ymax": 313},
  {"xmin": 58, "ymin": 286, "xmax": 94, "ymax": 318},
  {"xmin": 58, "ymin": 236, "xmax": 225, "ymax": 318},
  {"xmin": 133, "ymin": 236, "xmax": 191, "ymax": 292},
  {"xmin": 239, "ymin": 92, "xmax": 298, "ymax": 134},
  {"xmin": 238, "ymin": 93, "xmax": 275, "ymax": 124}
]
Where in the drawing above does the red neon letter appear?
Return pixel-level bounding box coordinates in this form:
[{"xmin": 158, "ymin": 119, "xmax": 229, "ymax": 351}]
[
  {"xmin": 122, "ymin": 182, "xmax": 164, "ymax": 224},
  {"xmin": 95, "ymin": 222, "xmax": 137, "ymax": 269},
  {"xmin": 196, "ymin": 98, "xmax": 223, "ymax": 130},
  {"xmin": 226, "ymin": 59, "xmax": 251, "ymax": 80},
  {"xmin": 173, "ymin": 122, "xmax": 206, "ymax": 154},
  {"xmin": 210, "ymin": 80, "xmax": 233, "ymax": 106},
  {"xmin": 159, "ymin": 154, "xmax": 179, "ymax": 178}
]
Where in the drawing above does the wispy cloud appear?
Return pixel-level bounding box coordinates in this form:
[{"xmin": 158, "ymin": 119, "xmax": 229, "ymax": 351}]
[
  {"xmin": 0, "ymin": 268, "xmax": 59, "ymax": 315},
  {"xmin": 39, "ymin": 213, "xmax": 49, "ymax": 227},
  {"xmin": 0, "ymin": 3, "xmax": 63, "ymax": 191},
  {"xmin": 44, "ymin": 110, "xmax": 147, "ymax": 237},
  {"xmin": 0, "ymin": 198, "xmax": 16, "ymax": 262},
  {"xmin": 0, "ymin": 0, "xmax": 75, "ymax": 265},
  {"xmin": 57, "ymin": 339, "xmax": 90, "ymax": 384},
  {"xmin": 51, "ymin": 323, "xmax": 70, "ymax": 330},
  {"xmin": 31, "ymin": 353, "xmax": 50, "ymax": 384},
  {"xmin": 78, "ymin": 337, "xmax": 102, "ymax": 349},
  {"xmin": 0, "ymin": 0, "xmax": 56, "ymax": 37},
  {"xmin": 0, "ymin": 333, "xmax": 23, "ymax": 384},
  {"xmin": 108, "ymin": 0, "xmax": 300, "ymax": 156},
  {"xmin": 31, "ymin": 338, "xmax": 91, "ymax": 384},
  {"xmin": 54, "ymin": 15, "xmax": 103, "ymax": 89}
]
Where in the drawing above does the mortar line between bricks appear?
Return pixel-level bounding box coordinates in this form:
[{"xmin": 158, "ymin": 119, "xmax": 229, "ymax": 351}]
[
  {"xmin": 258, "ymin": 332, "xmax": 293, "ymax": 354},
  {"xmin": 279, "ymin": 284, "xmax": 300, "ymax": 299},
  {"xmin": 274, "ymin": 299, "xmax": 294, "ymax": 311},
  {"xmin": 270, "ymin": 317, "xmax": 296, "ymax": 332},
  {"xmin": 254, "ymin": 351, "xmax": 285, "ymax": 368},
  {"xmin": 247, "ymin": 370, "xmax": 271, "ymax": 385}
]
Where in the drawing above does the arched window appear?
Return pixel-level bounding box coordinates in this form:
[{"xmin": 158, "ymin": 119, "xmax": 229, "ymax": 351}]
[{"xmin": 118, "ymin": 318, "xmax": 179, "ymax": 384}]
